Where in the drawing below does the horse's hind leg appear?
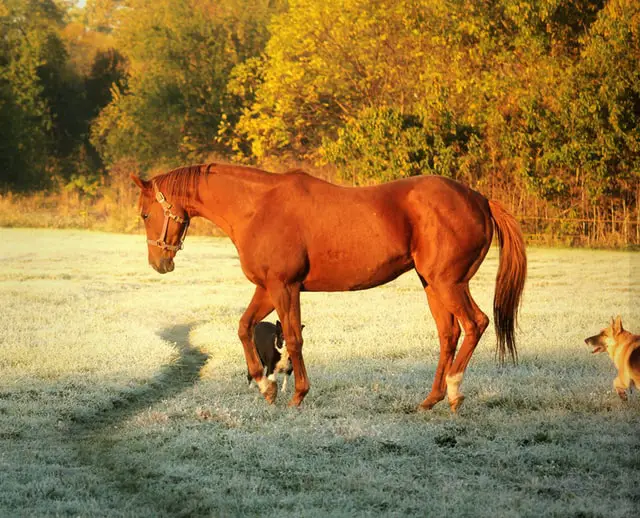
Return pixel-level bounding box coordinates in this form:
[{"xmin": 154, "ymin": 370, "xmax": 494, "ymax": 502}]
[
  {"xmin": 430, "ymin": 282, "xmax": 489, "ymax": 413},
  {"xmin": 419, "ymin": 280, "xmax": 461, "ymax": 410},
  {"xmin": 238, "ymin": 286, "xmax": 277, "ymax": 403}
]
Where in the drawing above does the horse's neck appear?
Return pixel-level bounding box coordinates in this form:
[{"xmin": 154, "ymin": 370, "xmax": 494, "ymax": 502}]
[{"xmin": 191, "ymin": 169, "xmax": 272, "ymax": 240}]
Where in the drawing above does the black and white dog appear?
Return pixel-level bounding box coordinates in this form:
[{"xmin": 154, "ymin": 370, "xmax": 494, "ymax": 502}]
[{"xmin": 247, "ymin": 321, "xmax": 303, "ymax": 392}]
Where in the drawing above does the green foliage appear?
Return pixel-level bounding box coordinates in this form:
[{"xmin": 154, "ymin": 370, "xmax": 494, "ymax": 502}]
[
  {"xmin": 505, "ymin": 0, "xmax": 640, "ymax": 207},
  {"xmin": 321, "ymin": 107, "xmax": 480, "ymax": 185},
  {"xmin": 91, "ymin": 0, "xmax": 284, "ymax": 167},
  {"xmin": 65, "ymin": 172, "xmax": 102, "ymax": 197},
  {"xmin": 234, "ymin": 0, "xmax": 438, "ymax": 160},
  {"xmin": 568, "ymin": 0, "xmax": 640, "ymax": 199},
  {"xmin": 0, "ymin": 0, "xmax": 60, "ymax": 188},
  {"xmin": 0, "ymin": 0, "xmax": 126, "ymax": 191},
  {"xmin": 232, "ymin": 0, "xmax": 596, "ymax": 169}
]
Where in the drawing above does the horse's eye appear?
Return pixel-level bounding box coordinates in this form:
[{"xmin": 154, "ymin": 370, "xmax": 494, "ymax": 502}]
[{"xmin": 141, "ymin": 213, "xmax": 149, "ymax": 220}]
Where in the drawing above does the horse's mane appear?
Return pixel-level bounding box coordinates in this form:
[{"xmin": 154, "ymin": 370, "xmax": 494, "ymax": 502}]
[
  {"xmin": 149, "ymin": 162, "xmax": 295, "ymax": 204},
  {"xmin": 152, "ymin": 163, "xmax": 213, "ymax": 201}
]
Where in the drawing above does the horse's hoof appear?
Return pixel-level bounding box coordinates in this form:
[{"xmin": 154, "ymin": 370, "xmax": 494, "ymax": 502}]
[
  {"xmin": 417, "ymin": 402, "xmax": 434, "ymax": 412},
  {"xmin": 287, "ymin": 394, "xmax": 305, "ymax": 408},
  {"xmin": 418, "ymin": 394, "xmax": 445, "ymax": 411},
  {"xmin": 449, "ymin": 395, "xmax": 465, "ymax": 413}
]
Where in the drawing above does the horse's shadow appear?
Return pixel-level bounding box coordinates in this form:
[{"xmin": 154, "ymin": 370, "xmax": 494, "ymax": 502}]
[
  {"xmin": 71, "ymin": 323, "xmax": 210, "ymax": 513},
  {"xmin": 73, "ymin": 323, "xmax": 208, "ymax": 430},
  {"xmin": 156, "ymin": 323, "xmax": 210, "ymax": 392}
]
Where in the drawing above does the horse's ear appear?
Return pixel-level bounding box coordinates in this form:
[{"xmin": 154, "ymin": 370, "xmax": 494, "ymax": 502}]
[{"xmin": 131, "ymin": 174, "xmax": 149, "ymax": 191}]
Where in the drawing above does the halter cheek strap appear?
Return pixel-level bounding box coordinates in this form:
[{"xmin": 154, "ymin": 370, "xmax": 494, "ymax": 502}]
[{"xmin": 147, "ymin": 184, "xmax": 190, "ymax": 252}]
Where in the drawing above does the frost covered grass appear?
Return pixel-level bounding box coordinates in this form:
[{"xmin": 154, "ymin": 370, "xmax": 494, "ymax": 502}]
[{"xmin": 0, "ymin": 228, "xmax": 638, "ymax": 517}]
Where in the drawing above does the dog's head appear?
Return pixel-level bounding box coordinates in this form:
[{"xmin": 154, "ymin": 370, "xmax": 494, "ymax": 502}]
[
  {"xmin": 585, "ymin": 315, "xmax": 625, "ymax": 354},
  {"xmin": 274, "ymin": 320, "xmax": 285, "ymax": 349},
  {"xmin": 273, "ymin": 322, "xmax": 305, "ymax": 351},
  {"xmin": 273, "ymin": 322, "xmax": 304, "ymax": 373}
]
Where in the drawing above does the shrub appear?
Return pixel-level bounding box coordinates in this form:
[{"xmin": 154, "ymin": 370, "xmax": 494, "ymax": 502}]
[{"xmin": 320, "ymin": 107, "xmax": 479, "ymax": 185}]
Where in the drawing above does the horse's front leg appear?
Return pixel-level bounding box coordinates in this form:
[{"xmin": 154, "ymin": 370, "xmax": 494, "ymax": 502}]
[
  {"xmin": 267, "ymin": 281, "xmax": 309, "ymax": 407},
  {"xmin": 238, "ymin": 286, "xmax": 277, "ymax": 403}
]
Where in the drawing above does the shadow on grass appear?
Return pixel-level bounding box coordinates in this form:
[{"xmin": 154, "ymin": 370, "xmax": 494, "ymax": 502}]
[
  {"xmin": 71, "ymin": 323, "xmax": 210, "ymax": 515},
  {"xmin": 72, "ymin": 324, "xmax": 208, "ymax": 429}
]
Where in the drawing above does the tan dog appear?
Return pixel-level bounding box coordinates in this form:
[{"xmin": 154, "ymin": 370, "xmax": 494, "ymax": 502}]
[{"xmin": 585, "ymin": 316, "xmax": 640, "ymax": 400}]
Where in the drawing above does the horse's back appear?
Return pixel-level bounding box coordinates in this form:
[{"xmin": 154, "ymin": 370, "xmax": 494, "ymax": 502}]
[
  {"xmin": 253, "ymin": 173, "xmax": 493, "ymax": 290},
  {"xmin": 282, "ymin": 173, "xmax": 491, "ymax": 240}
]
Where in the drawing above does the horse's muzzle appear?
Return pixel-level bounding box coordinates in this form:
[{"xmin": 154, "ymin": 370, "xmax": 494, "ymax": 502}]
[{"xmin": 151, "ymin": 258, "xmax": 175, "ymax": 274}]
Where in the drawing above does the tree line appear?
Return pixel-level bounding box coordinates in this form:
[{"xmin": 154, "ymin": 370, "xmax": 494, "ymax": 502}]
[{"xmin": 1, "ymin": 0, "xmax": 638, "ymax": 244}]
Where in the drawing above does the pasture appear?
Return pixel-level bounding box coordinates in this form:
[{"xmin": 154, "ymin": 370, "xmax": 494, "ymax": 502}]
[{"xmin": 1, "ymin": 227, "xmax": 638, "ymax": 517}]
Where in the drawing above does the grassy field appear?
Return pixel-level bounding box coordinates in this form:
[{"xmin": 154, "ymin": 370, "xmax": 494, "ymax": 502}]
[{"xmin": 1, "ymin": 227, "xmax": 639, "ymax": 517}]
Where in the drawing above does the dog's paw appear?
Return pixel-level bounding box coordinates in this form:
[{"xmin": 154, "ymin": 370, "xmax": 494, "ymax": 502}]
[
  {"xmin": 616, "ymin": 389, "xmax": 628, "ymax": 401},
  {"xmin": 257, "ymin": 377, "xmax": 277, "ymax": 404}
]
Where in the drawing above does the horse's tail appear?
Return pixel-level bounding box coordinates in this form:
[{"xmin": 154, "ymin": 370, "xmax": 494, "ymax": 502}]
[{"xmin": 488, "ymin": 200, "xmax": 527, "ymax": 364}]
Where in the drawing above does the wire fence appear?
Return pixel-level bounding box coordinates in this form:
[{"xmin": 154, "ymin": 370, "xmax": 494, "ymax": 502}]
[{"xmin": 518, "ymin": 215, "xmax": 640, "ymax": 247}]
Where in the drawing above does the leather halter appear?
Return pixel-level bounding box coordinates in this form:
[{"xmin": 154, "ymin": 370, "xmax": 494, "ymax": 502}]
[{"xmin": 147, "ymin": 182, "xmax": 190, "ymax": 252}]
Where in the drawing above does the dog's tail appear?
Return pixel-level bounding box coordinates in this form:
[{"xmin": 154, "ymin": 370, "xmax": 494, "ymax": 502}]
[{"xmin": 489, "ymin": 200, "xmax": 527, "ymax": 364}]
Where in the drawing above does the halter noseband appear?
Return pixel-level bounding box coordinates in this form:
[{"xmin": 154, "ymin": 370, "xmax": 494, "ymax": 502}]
[{"xmin": 147, "ymin": 183, "xmax": 190, "ymax": 252}]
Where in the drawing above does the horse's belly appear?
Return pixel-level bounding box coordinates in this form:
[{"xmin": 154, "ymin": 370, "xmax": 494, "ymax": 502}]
[{"xmin": 301, "ymin": 250, "xmax": 414, "ymax": 292}]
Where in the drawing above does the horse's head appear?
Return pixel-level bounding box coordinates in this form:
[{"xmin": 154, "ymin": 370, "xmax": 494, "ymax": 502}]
[{"xmin": 132, "ymin": 174, "xmax": 190, "ymax": 274}]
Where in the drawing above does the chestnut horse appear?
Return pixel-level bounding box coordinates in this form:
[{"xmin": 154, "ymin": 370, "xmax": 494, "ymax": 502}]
[{"xmin": 132, "ymin": 163, "xmax": 526, "ymax": 412}]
